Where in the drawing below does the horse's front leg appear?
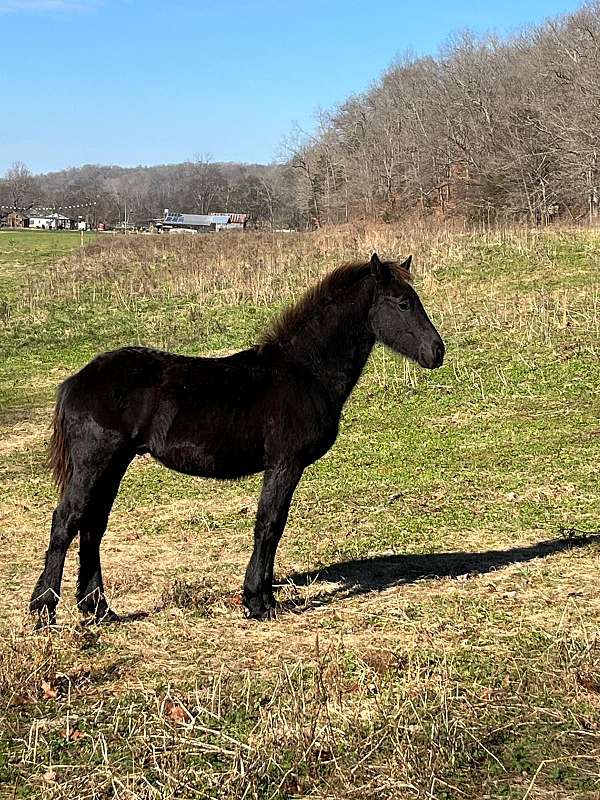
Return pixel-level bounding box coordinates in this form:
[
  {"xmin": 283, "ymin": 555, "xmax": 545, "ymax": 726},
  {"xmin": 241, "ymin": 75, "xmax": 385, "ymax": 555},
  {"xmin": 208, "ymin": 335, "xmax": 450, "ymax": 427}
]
[{"xmin": 243, "ymin": 461, "xmax": 303, "ymax": 620}]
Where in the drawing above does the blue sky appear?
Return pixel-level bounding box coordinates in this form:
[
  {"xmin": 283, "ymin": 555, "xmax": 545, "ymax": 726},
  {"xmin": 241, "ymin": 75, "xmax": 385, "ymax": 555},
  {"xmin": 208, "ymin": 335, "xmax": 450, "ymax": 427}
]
[{"xmin": 0, "ymin": 0, "xmax": 585, "ymax": 174}]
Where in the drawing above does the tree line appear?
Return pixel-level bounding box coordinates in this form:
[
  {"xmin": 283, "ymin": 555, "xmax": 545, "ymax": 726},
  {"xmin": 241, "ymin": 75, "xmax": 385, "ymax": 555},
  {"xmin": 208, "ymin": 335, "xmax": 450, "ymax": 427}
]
[
  {"xmin": 0, "ymin": 158, "xmax": 303, "ymax": 230},
  {"xmin": 290, "ymin": 2, "xmax": 600, "ymax": 226},
  {"xmin": 3, "ymin": 2, "xmax": 600, "ymax": 229}
]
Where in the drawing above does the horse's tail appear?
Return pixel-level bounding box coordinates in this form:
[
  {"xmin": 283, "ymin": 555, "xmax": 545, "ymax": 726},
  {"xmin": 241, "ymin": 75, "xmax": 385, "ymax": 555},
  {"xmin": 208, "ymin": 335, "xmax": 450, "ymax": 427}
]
[{"xmin": 49, "ymin": 380, "xmax": 73, "ymax": 499}]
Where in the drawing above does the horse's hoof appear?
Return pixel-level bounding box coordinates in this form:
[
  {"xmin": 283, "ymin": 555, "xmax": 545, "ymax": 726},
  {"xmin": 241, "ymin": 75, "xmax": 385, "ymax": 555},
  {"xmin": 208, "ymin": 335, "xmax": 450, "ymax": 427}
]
[
  {"xmin": 30, "ymin": 604, "xmax": 57, "ymax": 630},
  {"xmin": 95, "ymin": 607, "xmax": 121, "ymax": 624},
  {"xmin": 99, "ymin": 608, "xmax": 121, "ymax": 624},
  {"xmin": 33, "ymin": 614, "xmax": 57, "ymax": 631},
  {"xmin": 81, "ymin": 607, "xmax": 121, "ymax": 626},
  {"xmin": 244, "ymin": 604, "xmax": 277, "ymax": 621}
]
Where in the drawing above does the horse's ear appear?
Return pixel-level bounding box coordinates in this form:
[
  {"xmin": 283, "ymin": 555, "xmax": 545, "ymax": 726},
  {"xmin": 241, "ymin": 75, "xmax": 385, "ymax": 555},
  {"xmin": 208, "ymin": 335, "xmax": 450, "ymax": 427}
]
[
  {"xmin": 401, "ymin": 255, "xmax": 412, "ymax": 272},
  {"xmin": 370, "ymin": 252, "xmax": 391, "ymax": 283}
]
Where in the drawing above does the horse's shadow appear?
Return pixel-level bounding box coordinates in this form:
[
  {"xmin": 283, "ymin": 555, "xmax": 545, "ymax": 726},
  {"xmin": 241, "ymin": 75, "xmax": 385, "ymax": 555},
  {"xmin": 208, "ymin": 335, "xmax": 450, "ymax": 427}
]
[{"xmin": 279, "ymin": 533, "xmax": 600, "ymax": 612}]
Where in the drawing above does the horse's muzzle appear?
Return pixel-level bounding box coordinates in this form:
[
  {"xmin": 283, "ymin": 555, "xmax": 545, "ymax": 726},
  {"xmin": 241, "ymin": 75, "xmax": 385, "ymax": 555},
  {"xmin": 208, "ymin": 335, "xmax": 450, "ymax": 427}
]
[{"xmin": 420, "ymin": 339, "xmax": 445, "ymax": 369}]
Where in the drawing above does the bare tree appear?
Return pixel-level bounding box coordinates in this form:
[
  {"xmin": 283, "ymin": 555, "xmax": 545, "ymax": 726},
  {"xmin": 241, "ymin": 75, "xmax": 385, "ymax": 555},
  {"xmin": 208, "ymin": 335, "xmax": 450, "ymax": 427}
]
[
  {"xmin": 189, "ymin": 154, "xmax": 226, "ymax": 214},
  {"xmin": 287, "ymin": 3, "xmax": 600, "ymax": 227},
  {"xmin": 2, "ymin": 162, "xmax": 39, "ymax": 210}
]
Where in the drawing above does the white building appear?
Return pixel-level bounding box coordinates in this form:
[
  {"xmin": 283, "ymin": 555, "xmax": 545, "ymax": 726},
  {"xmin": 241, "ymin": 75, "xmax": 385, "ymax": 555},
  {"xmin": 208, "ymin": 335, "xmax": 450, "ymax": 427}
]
[{"xmin": 29, "ymin": 212, "xmax": 75, "ymax": 230}]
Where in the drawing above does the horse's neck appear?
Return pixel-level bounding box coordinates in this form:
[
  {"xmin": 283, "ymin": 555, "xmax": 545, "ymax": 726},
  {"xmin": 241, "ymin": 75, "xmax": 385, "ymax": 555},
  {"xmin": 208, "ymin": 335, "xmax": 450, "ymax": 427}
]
[{"xmin": 283, "ymin": 282, "xmax": 375, "ymax": 407}]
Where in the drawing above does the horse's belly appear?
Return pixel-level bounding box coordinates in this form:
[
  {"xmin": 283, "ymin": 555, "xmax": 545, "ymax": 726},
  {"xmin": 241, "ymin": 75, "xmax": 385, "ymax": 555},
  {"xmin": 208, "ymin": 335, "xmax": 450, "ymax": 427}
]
[{"xmin": 153, "ymin": 431, "xmax": 264, "ymax": 479}]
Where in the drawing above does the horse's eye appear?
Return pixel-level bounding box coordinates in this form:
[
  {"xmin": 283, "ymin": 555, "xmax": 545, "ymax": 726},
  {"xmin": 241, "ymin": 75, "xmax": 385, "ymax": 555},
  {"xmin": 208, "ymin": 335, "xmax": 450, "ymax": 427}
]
[{"xmin": 396, "ymin": 299, "xmax": 411, "ymax": 312}]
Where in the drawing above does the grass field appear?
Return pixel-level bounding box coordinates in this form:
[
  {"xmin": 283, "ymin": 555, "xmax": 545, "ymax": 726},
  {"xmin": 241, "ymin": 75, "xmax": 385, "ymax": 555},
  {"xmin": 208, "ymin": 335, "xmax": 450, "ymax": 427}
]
[
  {"xmin": 0, "ymin": 230, "xmax": 91, "ymax": 298},
  {"xmin": 1, "ymin": 225, "xmax": 599, "ymax": 799}
]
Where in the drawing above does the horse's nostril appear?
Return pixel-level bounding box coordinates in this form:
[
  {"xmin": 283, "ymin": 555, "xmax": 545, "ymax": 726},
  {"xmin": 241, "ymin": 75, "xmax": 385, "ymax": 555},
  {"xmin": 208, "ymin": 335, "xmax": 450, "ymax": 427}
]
[{"xmin": 433, "ymin": 341, "xmax": 444, "ymax": 365}]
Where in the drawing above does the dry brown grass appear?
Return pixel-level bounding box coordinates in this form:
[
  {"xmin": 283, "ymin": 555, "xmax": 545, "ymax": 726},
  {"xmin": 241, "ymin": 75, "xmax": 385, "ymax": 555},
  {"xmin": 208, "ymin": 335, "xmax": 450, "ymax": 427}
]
[{"xmin": 16, "ymin": 222, "xmax": 570, "ymax": 309}]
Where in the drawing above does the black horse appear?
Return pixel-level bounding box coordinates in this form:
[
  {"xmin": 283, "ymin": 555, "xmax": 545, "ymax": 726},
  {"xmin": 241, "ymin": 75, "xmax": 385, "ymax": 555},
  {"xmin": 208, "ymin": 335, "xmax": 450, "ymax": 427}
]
[{"xmin": 30, "ymin": 253, "xmax": 444, "ymax": 623}]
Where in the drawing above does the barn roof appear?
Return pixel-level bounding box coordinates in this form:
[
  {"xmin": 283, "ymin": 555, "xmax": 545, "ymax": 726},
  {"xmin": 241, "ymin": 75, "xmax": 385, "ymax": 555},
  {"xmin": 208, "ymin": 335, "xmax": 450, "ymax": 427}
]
[{"xmin": 163, "ymin": 212, "xmax": 247, "ymax": 227}]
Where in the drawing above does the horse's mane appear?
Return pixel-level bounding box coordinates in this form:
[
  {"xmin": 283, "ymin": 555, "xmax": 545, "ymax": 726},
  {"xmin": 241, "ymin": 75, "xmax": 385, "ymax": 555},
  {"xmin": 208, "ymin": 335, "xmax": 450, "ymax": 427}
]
[{"xmin": 260, "ymin": 259, "xmax": 412, "ymax": 346}]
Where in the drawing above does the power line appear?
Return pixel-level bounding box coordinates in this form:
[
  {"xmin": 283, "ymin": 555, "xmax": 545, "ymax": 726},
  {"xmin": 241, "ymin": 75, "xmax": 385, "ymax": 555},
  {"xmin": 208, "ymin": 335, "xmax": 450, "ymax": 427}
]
[{"xmin": 1, "ymin": 201, "xmax": 98, "ymax": 212}]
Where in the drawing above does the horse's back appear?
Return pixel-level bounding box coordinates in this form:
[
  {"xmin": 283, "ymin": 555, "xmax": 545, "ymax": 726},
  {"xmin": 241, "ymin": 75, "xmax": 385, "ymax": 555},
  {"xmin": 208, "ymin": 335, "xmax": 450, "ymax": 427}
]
[{"xmin": 64, "ymin": 342, "xmax": 263, "ymax": 407}]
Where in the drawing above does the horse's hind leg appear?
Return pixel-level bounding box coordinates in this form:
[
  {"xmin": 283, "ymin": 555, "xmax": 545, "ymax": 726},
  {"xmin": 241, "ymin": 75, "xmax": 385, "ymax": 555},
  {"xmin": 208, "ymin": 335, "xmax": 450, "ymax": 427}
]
[
  {"xmin": 30, "ymin": 471, "xmax": 92, "ymax": 625},
  {"xmin": 76, "ymin": 451, "xmax": 132, "ymax": 622},
  {"xmin": 77, "ymin": 526, "xmax": 114, "ymax": 622},
  {"xmin": 30, "ymin": 432, "xmax": 132, "ymax": 625}
]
